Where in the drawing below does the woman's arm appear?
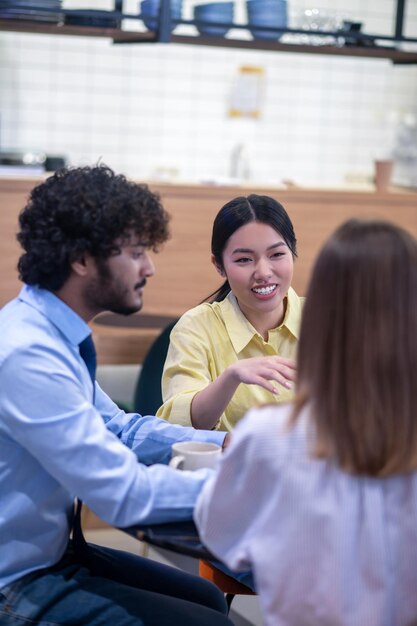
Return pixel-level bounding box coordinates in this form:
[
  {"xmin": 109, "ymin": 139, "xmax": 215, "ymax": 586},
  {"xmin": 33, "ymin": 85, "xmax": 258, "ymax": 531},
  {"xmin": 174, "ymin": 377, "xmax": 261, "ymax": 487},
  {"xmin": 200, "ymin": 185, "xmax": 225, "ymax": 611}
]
[
  {"xmin": 158, "ymin": 307, "xmax": 296, "ymax": 430},
  {"xmin": 157, "ymin": 313, "xmax": 217, "ymax": 426},
  {"xmin": 191, "ymin": 355, "xmax": 296, "ymax": 429}
]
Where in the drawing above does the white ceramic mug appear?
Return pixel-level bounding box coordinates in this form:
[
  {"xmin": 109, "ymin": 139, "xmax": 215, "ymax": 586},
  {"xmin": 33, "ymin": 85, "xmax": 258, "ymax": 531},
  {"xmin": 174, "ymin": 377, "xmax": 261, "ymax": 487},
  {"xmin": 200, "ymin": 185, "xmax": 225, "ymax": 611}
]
[{"xmin": 169, "ymin": 441, "xmax": 222, "ymax": 471}]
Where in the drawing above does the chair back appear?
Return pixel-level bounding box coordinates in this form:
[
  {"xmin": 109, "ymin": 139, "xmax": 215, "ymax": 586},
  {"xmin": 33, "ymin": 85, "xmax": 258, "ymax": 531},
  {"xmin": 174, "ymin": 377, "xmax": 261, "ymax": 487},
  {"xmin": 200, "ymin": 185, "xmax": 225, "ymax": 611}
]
[{"xmin": 133, "ymin": 319, "xmax": 177, "ymax": 416}]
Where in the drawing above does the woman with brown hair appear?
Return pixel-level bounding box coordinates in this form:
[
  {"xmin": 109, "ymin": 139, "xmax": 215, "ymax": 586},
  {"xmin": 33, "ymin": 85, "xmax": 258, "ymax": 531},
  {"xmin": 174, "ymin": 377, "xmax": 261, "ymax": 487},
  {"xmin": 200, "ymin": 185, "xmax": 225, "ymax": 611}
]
[{"xmin": 195, "ymin": 218, "xmax": 417, "ymax": 626}]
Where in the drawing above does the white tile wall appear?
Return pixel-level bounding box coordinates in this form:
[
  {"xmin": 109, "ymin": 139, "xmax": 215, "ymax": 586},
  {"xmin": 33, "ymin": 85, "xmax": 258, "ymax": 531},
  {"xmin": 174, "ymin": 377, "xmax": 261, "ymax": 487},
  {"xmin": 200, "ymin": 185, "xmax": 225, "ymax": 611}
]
[{"xmin": 0, "ymin": 0, "xmax": 416, "ymax": 186}]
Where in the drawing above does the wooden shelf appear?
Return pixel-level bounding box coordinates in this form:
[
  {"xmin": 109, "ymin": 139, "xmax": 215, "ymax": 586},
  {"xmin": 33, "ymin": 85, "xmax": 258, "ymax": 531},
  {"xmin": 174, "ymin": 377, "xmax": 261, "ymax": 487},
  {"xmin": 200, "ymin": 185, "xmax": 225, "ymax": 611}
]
[
  {"xmin": 1, "ymin": 18, "xmax": 417, "ymax": 64},
  {"xmin": 0, "ymin": 18, "xmax": 155, "ymax": 42},
  {"xmin": 170, "ymin": 35, "xmax": 417, "ymax": 64}
]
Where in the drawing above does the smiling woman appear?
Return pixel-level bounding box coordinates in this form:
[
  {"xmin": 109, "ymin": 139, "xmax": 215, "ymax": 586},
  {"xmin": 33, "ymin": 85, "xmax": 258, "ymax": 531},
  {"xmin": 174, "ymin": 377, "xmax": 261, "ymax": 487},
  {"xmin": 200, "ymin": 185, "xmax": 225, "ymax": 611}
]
[
  {"xmin": 216, "ymin": 221, "xmax": 294, "ymax": 340},
  {"xmin": 157, "ymin": 194, "xmax": 304, "ymax": 432}
]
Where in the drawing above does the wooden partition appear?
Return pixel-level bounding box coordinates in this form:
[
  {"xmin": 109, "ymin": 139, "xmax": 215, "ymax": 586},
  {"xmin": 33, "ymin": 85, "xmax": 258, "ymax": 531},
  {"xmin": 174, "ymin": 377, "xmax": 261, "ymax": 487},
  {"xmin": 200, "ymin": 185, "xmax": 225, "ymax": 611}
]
[
  {"xmin": 1, "ymin": 177, "xmax": 416, "ymax": 364},
  {"xmin": 0, "ymin": 178, "xmax": 32, "ymax": 307},
  {"xmin": 142, "ymin": 183, "xmax": 417, "ymax": 315}
]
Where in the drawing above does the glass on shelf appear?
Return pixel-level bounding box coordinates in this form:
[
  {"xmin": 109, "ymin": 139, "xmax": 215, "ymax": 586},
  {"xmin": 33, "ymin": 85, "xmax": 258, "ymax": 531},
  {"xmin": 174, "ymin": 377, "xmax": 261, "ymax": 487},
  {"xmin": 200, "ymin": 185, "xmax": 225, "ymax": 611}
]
[{"xmin": 283, "ymin": 7, "xmax": 344, "ymax": 46}]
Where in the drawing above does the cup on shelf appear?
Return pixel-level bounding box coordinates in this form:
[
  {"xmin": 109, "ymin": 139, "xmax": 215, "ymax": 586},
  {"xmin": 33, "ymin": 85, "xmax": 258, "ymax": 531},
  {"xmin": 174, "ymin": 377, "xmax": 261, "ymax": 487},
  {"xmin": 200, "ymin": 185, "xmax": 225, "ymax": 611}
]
[
  {"xmin": 139, "ymin": 0, "xmax": 182, "ymax": 32},
  {"xmin": 246, "ymin": 0, "xmax": 287, "ymax": 41},
  {"xmin": 193, "ymin": 2, "xmax": 234, "ymax": 37},
  {"xmin": 374, "ymin": 159, "xmax": 394, "ymax": 192}
]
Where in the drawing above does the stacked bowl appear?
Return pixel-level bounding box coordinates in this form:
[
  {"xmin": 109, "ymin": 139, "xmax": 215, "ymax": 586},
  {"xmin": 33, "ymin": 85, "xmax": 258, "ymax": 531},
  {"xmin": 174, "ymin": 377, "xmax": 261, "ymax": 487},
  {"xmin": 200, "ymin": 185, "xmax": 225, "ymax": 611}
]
[
  {"xmin": 0, "ymin": 0, "xmax": 62, "ymax": 23},
  {"xmin": 193, "ymin": 2, "xmax": 234, "ymax": 37},
  {"xmin": 140, "ymin": 0, "xmax": 182, "ymax": 31},
  {"xmin": 246, "ymin": 0, "xmax": 287, "ymax": 40}
]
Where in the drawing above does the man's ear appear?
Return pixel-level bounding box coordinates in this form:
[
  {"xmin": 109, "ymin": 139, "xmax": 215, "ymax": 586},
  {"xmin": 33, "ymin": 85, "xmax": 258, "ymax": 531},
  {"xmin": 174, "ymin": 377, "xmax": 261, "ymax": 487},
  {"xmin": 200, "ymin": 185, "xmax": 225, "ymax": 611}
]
[
  {"xmin": 211, "ymin": 255, "xmax": 225, "ymax": 277},
  {"xmin": 71, "ymin": 255, "xmax": 93, "ymax": 277}
]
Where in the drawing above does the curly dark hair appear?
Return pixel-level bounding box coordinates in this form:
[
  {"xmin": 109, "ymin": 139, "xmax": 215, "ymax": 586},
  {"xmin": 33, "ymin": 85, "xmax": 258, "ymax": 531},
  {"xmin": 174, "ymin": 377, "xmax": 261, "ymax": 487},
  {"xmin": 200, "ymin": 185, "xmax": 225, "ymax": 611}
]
[{"xmin": 17, "ymin": 164, "xmax": 170, "ymax": 291}]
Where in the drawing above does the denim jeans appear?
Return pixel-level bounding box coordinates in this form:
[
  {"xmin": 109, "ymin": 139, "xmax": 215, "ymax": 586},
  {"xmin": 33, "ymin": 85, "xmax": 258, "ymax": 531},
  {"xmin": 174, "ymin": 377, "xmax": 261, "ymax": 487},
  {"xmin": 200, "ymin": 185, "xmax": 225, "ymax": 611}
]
[{"xmin": 0, "ymin": 542, "xmax": 232, "ymax": 626}]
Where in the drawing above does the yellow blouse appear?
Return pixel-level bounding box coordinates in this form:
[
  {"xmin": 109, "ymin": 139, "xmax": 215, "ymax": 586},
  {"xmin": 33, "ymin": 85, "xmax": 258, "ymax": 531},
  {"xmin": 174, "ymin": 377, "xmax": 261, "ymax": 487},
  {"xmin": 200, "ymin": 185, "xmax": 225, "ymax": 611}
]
[{"xmin": 156, "ymin": 288, "xmax": 304, "ymax": 431}]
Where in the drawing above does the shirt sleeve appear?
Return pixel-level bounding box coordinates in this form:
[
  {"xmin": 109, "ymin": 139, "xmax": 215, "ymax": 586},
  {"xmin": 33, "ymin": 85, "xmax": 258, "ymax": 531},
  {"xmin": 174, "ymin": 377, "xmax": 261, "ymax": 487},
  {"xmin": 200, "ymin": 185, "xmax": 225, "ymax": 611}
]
[
  {"xmin": 96, "ymin": 382, "xmax": 226, "ymax": 465},
  {"xmin": 194, "ymin": 409, "xmax": 276, "ymax": 573},
  {"xmin": 1, "ymin": 344, "xmax": 225, "ymax": 528},
  {"xmin": 157, "ymin": 313, "xmax": 218, "ymax": 426}
]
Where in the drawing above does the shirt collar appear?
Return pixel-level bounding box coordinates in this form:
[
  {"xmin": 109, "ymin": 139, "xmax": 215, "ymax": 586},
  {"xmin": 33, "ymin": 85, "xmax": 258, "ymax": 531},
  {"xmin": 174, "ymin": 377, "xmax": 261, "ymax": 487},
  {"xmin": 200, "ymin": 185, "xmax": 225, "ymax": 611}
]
[
  {"xmin": 219, "ymin": 292, "xmax": 259, "ymax": 354},
  {"xmin": 18, "ymin": 284, "xmax": 92, "ymax": 346},
  {"xmin": 219, "ymin": 287, "xmax": 301, "ymax": 354},
  {"xmin": 277, "ymin": 287, "xmax": 302, "ymax": 340}
]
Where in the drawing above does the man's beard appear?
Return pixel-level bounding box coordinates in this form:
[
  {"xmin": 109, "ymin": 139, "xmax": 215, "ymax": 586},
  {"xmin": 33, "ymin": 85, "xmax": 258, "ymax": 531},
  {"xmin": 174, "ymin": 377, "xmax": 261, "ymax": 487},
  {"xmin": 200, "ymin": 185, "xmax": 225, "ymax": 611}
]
[{"xmin": 85, "ymin": 259, "xmax": 145, "ymax": 316}]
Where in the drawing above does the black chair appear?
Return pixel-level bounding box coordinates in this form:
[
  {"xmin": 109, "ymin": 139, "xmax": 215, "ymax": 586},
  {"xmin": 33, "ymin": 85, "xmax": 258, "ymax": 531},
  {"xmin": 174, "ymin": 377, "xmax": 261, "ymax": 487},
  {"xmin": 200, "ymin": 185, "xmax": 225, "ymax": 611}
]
[
  {"xmin": 132, "ymin": 319, "xmax": 178, "ymax": 416},
  {"xmin": 199, "ymin": 560, "xmax": 256, "ymax": 613}
]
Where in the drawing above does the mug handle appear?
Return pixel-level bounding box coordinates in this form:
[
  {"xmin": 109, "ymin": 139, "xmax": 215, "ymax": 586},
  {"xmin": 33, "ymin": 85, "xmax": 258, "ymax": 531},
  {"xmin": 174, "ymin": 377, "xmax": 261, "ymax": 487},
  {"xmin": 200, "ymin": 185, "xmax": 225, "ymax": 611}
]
[{"xmin": 169, "ymin": 455, "xmax": 185, "ymax": 470}]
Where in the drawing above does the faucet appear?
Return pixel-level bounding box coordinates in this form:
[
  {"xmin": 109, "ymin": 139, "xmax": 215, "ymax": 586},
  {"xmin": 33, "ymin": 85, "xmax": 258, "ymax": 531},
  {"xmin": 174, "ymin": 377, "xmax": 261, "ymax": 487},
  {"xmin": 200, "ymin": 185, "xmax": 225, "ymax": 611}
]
[{"xmin": 230, "ymin": 143, "xmax": 250, "ymax": 180}]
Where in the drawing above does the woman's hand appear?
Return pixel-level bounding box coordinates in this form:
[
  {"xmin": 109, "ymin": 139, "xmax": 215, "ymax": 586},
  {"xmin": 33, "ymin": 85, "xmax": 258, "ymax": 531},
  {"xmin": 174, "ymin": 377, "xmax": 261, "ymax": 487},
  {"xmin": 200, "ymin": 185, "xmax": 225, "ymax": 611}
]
[
  {"xmin": 191, "ymin": 356, "xmax": 296, "ymax": 430},
  {"xmin": 228, "ymin": 356, "xmax": 296, "ymax": 395}
]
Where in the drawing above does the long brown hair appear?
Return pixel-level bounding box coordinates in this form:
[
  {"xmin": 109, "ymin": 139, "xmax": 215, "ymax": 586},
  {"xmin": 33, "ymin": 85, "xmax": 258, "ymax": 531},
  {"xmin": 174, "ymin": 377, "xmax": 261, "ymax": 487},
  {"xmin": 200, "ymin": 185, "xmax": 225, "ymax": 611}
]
[{"xmin": 293, "ymin": 219, "xmax": 417, "ymax": 476}]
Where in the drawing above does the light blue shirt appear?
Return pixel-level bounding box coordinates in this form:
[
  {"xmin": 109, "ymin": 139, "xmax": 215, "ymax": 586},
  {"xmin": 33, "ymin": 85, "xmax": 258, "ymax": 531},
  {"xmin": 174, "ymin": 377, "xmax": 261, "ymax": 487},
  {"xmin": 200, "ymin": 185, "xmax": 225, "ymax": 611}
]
[
  {"xmin": 195, "ymin": 405, "xmax": 417, "ymax": 626},
  {"xmin": 0, "ymin": 285, "xmax": 226, "ymax": 590}
]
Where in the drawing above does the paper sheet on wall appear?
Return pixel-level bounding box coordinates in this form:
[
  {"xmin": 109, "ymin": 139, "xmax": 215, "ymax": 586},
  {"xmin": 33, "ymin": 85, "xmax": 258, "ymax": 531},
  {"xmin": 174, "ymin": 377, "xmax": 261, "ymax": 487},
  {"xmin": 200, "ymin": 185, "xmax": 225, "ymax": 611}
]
[{"xmin": 228, "ymin": 66, "xmax": 264, "ymax": 118}]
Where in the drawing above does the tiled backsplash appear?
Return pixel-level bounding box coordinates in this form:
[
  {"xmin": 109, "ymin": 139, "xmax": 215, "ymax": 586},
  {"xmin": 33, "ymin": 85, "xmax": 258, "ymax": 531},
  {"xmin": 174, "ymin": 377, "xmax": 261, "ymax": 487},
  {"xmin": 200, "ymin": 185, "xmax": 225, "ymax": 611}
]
[{"xmin": 0, "ymin": 0, "xmax": 416, "ymax": 186}]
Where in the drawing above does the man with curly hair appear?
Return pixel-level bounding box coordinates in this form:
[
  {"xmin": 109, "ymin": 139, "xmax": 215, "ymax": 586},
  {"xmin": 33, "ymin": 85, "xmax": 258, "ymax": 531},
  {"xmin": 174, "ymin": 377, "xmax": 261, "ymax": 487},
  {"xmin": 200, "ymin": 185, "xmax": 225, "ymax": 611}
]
[{"xmin": 0, "ymin": 165, "xmax": 232, "ymax": 626}]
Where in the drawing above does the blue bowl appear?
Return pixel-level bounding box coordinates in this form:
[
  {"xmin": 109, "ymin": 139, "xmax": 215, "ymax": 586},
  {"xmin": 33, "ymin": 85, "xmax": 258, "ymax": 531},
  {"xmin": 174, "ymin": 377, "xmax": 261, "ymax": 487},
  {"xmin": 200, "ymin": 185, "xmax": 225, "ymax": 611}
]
[
  {"xmin": 246, "ymin": 0, "xmax": 287, "ymax": 11},
  {"xmin": 194, "ymin": 2, "xmax": 233, "ymax": 36},
  {"xmin": 246, "ymin": 0, "xmax": 287, "ymax": 40},
  {"xmin": 140, "ymin": 0, "xmax": 182, "ymax": 31}
]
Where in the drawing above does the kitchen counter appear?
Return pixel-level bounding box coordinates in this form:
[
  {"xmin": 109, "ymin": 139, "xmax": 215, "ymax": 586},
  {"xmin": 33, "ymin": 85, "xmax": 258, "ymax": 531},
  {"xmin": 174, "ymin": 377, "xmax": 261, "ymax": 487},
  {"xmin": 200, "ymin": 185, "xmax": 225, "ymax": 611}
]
[{"xmin": 1, "ymin": 176, "xmax": 416, "ymax": 363}]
